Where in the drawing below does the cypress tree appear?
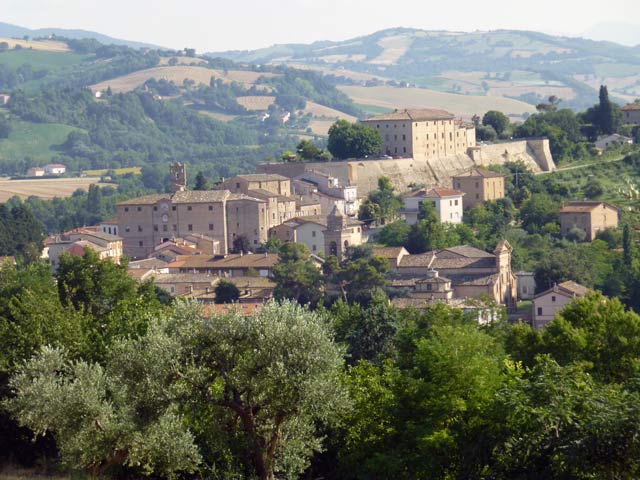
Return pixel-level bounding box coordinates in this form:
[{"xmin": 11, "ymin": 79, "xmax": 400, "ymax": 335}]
[{"xmin": 598, "ymin": 85, "xmax": 614, "ymax": 135}]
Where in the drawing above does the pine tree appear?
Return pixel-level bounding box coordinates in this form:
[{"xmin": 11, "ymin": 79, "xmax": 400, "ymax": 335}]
[{"xmin": 194, "ymin": 171, "xmax": 209, "ymax": 191}]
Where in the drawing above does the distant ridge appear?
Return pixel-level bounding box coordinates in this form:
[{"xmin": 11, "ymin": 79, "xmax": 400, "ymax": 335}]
[{"xmin": 0, "ymin": 22, "xmax": 165, "ymax": 50}]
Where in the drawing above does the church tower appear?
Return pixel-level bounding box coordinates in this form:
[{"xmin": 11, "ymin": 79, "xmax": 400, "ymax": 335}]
[
  {"xmin": 324, "ymin": 205, "xmax": 350, "ymax": 260},
  {"xmin": 170, "ymin": 162, "xmax": 187, "ymax": 193}
]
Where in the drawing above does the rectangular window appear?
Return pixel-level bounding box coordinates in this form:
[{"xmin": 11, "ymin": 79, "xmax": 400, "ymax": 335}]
[
  {"xmin": 187, "ymin": 206, "xmax": 192, "ymax": 211},
  {"xmin": 124, "ymin": 207, "xmax": 129, "ymax": 212},
  {"xmin": 172, "ymin": 224, "xmax": 177, "ymax": 231},
  {"xmin": 402, "ymin": 134, "xmax": 406, "ymax": 141},
  {"xmin": 138, "ymin": 241, "xmax": 143, "ymax": 247},
  {"xmin": 163, "ymin": 225, "xmax": 168, "ymax": 232},
  {"xmin": 137, "ymin": 225, "xmax": 143, "ymax": 232},
  {"xmin": 153, "ymin": 206, "xmax": 157, "ymax": 211},
  {"xmin": 153, "ymin": 225, "xmax": 158, "ymax": 232},
  {"xmin": 312, "ymin": 244, "xmax": 317, "ymax": 251},
  {"xmin": 455, "ymin": 199, "xmax": 459, "ymax": 206},
  {"xmin": 172, "ymin": 206, "xmax": 176, "ymax": 211},
  {"xmin": 537, "ymin": 307, "xmax": 542, "ymax": 316},
  {"xmin": 137, "ymin": 207, "xmax": 142, "ymax": 212},
  {"xmin": 125, "ymin": 226, "xmax": 130, "ymax": 232},
  {"xmin": 208, "ymin": 205, "xmax": 213, "ymax": 211},
  {"xmin": 188, "ymin": 224, "xmax": 193, "ymax": 231},
  {"xmin": 209, "ymin": 224, "xmax": 214, "ymax": 231},
  {"xmin": 312, "ymin": 231, "xmax": 316, "ymax": 238},
  {"xmin": 552, "ymin": 296, "xmax": 556, "ymax": 302}
]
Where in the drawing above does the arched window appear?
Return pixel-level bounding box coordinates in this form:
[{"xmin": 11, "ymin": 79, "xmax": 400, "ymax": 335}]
[
  {"xmin": 344, "ymin": 240, "xmax": 349, "ymax": 249},
  {"xmin": 330, "ymin": 241, "xmax": 338, "ymax": 256}
]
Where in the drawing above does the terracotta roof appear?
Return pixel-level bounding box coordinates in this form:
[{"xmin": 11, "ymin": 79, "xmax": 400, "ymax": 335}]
[
  {"xmin": 128, "ymin": 258, "xmax": 170, "ymax": 269},
  {"xmin": 363, "ymin": 108, "xmax": 455, "ymax": 122},
  {"xmin": 172, "ymin": 190, "xmax": 231, "ymax": 204},
  {"xmin": 398, "ymin": 246, "xmax": 496, "ymax": 269},
  {"xmin": 66, "ymin": 241, "xmax": 108, "ymax": 255},
  {"xmin": 100, "ymin": 217, "xmax": 118, "ymax": 225},
  {"xmin": 560, "ymin": 201, "xmax": 617, "ymax": 213},
  {"xmin": 117, "ymin": 194, "xmax": 170, "ymax": 206},
  {"xmin": 152, "ymin": 273, "xmax": 216, "ymax": 284},
  {"xmin": 372, "ymin": 247, "xmax": 409, "ymax": 259},
  {"xmin": 447, "ymin": 273, "xmax": 500, "ymax": 287},
  {"xmin": 240, "ymin": 173, "xmax": 289, "ymax": 182},
  {"xmin": 412, "ymin": 187, "xmax": 465, "ymax": 198},
  {"xmin": 67, "ymin": 228, "xmax": 121, "ymax": 242},
  {"xmin": 128, "ymin": 268, "xmax": 155, "ymax": 281},
  {"xmin": 534, "ymin": 280, "xmax": 589, "ymax": 299},
  {"xmin": 45, "ymin": 163, "xmax": 66, "ymax": 168},
  {"xmin": 622, "ymin": 104, "xmax": 640, "ymax": 111},
  {"xmin": 452, "ymin": 168, "xmax": 505, "ymax": 179},
  {"xmin": 175, "ymin": 253, "xmax": 279, "ymax": 270}
]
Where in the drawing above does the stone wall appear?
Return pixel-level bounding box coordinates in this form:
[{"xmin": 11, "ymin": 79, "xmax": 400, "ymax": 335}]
[{"xmin": 258, "ymin": 138, "xmax": 555, "ymax": 196}]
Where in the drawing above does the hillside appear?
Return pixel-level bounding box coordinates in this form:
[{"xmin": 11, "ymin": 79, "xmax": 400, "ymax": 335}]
[
  {"xmin": 0, "ymin": 22, "xmax": 163, "ymax": 50},
  {"xmin": 208, "ymin": 28, "xmax": 640, "ymax": 110}
]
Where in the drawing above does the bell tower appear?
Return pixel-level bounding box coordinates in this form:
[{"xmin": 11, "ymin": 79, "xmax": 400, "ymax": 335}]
[
  {"xmin": 170, "ymin": 162, "xmax": 187, "ymax": 193},
  {"xmin": 324, "ymin": 205, "xmax": 349, "ymax": 260}
]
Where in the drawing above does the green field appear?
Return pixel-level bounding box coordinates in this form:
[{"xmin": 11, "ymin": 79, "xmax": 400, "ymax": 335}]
[
  {"xmin": 0, "ymin": 49, "xmax": 90, "ymax": 70},
  {"xmin": 356, "ymin": 103, "xmax": 393, "ymax": 116},
  {"xmin": 0, "ymin": 121, "xmax": 79, "ymax": 162}
]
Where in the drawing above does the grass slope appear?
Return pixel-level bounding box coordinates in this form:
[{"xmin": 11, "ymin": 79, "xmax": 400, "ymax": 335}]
[
  {"xmin": 0, "ymin": 49, "xmax": 89, "ymax": 70},
  {"xmin": 0, "ymin": 121, "xmax": 78, "ymax": 162}
]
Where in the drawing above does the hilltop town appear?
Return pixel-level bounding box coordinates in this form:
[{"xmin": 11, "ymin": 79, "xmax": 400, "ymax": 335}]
[{"xmin": 4, "ymin": 18, "xmax": 640, "ymax": 480}]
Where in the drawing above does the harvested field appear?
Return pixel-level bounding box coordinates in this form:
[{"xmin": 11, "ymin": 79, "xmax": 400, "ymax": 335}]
[
  {"xmin": 338, "ymin": 85, "xmax": 536, "ymax": 119},
  {"xmin": 0, "ymin": 178, "xmax": 109, "ymax": 202},
  {"xmin": 197, "ymin": 110, "xmax": 238, "ymax": 122},
  {"xmin": 303, "ymin": 101, "xmax": 356, "ymax": 121},
  {"xmin": 487, "ymin": 85, "xmax": 576, "ymax": 100},
  {"xmin": 0, "ymin": 37, "xmax": 69, "ymax": 52},
  {"xmin": 307, "ymin": 119, "xmax": 338, "ymax": 136},
  {"xmin": 236, "ymin": 95, "xmax": 275, "ymax": 110},
  {"xmin": 370, "ymin": 34, "xmax": 414, "ymax": 65},
  {"xmin": 158, "ymin": 56, "xmax": 207, "ymax": 65},
  {"xmin": 90, "ymin": 66, "xmax": 278, "ymax": 93}
]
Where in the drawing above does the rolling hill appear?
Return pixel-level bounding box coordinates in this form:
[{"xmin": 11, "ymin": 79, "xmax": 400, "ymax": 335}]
[{"xmin": 208, "ymin": 28, "xmax": 640, "ymax": 110}]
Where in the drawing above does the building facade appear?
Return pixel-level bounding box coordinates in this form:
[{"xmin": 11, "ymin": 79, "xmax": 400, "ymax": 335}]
[
  {"xmin": 361, "ymin": 108, "xmax": 476, "ymax": 159},
  {"xmin": 622, "ymin": 104, "xmax": 640, "ymax": 125},
  {"xmin": 559, "ymin": 201, "xmax": 619, "ymax": 241},
  {"xmin": 403, "ymin": 187, "xmax": 465, "ymax": 224},
  {"xmin": 451, "ymin": 168, "xmax": 505, "ymax": 209},
  {"xmin": 532, "ymin": 281, "xmax": 589, "ymax": 329}
]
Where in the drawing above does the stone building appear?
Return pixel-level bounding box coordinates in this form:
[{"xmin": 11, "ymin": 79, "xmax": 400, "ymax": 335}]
[
  {"xmin": 532, "ymin": 281, "xmax": 589, "ymax": 329},
  {"xmin": 117, "ymin": 190, "xmax": 266, "ymax": 259},
  {"xmin": 361, "ymin": 108, "xmax": 475, "ymax": 159},
  {"xmin": 324, "ymin": 206, "xmax": 363, "ymax": 260},
  {"xmin": 375, "ymin": 241, "xmax": 517, "ymax": 307},
  {"xmin": 46, "ymin": 228, "xmax": 122, "ymax": 272},
  {"xmin": 292, "ymin": 170, "xmax": 359, "ymax": 216},
  {"xmin": 270, "ymin": 214, "xmax": 363, "ymax": 256},
  {"xmin": 622, "ymin": 103, "xmax": 640, "ymax": 125},
  {"xmin": 559, "ymin": 201, "xmax": 619, "ymax": 241},
  {"xmin": 451, "ymin": 168, "xmax": 505, "ymax": 209}
]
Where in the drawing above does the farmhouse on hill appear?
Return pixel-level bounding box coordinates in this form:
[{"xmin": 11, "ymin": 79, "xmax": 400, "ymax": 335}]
[{"xmin": 559, "ymin": 201, "xmax": 619, "ymax": 242}]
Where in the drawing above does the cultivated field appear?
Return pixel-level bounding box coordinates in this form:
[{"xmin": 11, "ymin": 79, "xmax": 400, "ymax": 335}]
[
  {"xmin": 0, "ymin": 37, "xmax": 69, "ymax": 52},
  {"xmin": 370, "ymin": 34, "xmax": 414, "ymax": 65},
  {"xmin": 197, "ymin": 110, "xmax": 238, "ymax": 122},
  {"xmin": 236, "ymin": 95, "xmax": 275, "ymax": 111},
  {"xmin": 307, "ymin": 119, "xmax": 338, "ymax": 136},
  {"xmin": 0, "ymin": 178, "xmax": 108, "ymax": 202},
  {"xmin": 0, "ymin": 49, "xmax": 88, "ymax": 71},
  {"xmin": 338, "ymin": 85, "xmax": 537, "ymax": 119},
  {"xmin": 90, "ymin": 66, "xmax": 279, "ymax": 93},
  {"xmin": 82, "ymin": 167, "xmax": 142, "ymax": 176},
  {"xmin": 303, "ymin": 101, "xmax": 357, "ymax": 121}
]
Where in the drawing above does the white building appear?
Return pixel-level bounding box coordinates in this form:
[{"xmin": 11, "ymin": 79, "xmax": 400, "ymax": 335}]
[
  {"xmin": 532, "ymin": 281, "xmax": 589, "ymax": 329},
  {"xmin": 595, "ymin": 133, "xmax": 633, "ymax": 151},
  {"xmin": 293, "ymin": 170, "xmax": 359, "ymax": 216},
  {"xmin": 402, "ymin": 187, "xmax": 465, "ymax": 224},
  {"xmin": 515, "ymin": 271, "xmax": 536, "ymax": 300},
  {"xmin": 44, "ymin": 163, "xmax": 66, "ymax": 175}
]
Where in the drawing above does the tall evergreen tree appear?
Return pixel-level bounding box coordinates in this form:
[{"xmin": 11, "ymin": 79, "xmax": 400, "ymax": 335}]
[
  {"xmin": 194, "ymin": 171, "xmax": 209, "ymax": 191},
  {"xmin": 598, "ymin": 85, "xmax": 614, "ymax": 135}
]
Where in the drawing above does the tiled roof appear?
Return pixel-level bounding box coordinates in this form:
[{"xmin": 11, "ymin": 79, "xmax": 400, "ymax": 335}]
[
  {"xmin": 100, "ymin": 217, "xmax": 118, "ymax": 225},
  {"xmin": 399, "ymin": 255, "xmax": 495, "ymax": 270},
  {"xmin": 202, "ymin": 302, "xmax": 265, "ymax": 317},
  {"xmin": 117, "ymin": 194, "xmax": 170, "ymax": 206},
  {"xmin": 234, "ymin": 173, "xmax": 289, "ymax": 182},
  {"xmin": 412, "ymin": 187, "xmax": 465, "ymax": 198},
  {"xmin": 176, "ymin": 253, "xmax": 279, "ymax": 270},
  {"xmin": 372, "ymin": 247, "xmax": 409, "ymax": 259},
  {"xmin": 172, "ymin": 190, "xmax": 230, "ymax": 204},
  {"xmin": 560, "ymin": 201, "xmax": 617, "ymax": 213},
  {"xmin": 622, "ymin": 104, "xmax": 640, "ymax": 111},
  {"xmin": 452, "ymin": 168, "xmax": 504, "ymax": 179},
  {"xmin": 534, "ymin": 280, "xmax": 589, "ymax": 299},
  {"xmin": 152, "ymin": 273, "xmax": 216, "ymax": 284},
  {"xmin": 447, "ymin": 273, "xmax": 499, "ymax": 287},
  {"xmin": 363, "ymin": 108, "xmax": 455, "ymax": 122},
  {"xmin": 68, "ymin": 228, "xmax": 121, "ymax": 242}
]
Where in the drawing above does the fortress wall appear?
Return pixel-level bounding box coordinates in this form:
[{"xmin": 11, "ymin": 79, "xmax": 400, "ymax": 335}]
[{"xmin": 258, "ymin": 139, "xmax": 556, "ymax": 197}]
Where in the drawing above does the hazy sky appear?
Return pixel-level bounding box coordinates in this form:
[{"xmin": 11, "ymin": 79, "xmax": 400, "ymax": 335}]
[{"xmin": 4, "ymin": 0, "xmax": 640, "ymax": 51}]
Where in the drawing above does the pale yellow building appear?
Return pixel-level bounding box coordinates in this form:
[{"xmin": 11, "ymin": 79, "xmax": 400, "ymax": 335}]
[
  {"xmin": 451, "ymin": 168, "xmax": 505, "ymax": 209},
  {"xmin": 361, "ymin": 108, "xmax": 475, "ymax": 159},
  {"xmin": 532, "ymin": 281, "xmax": 589, "ymax": 329}
]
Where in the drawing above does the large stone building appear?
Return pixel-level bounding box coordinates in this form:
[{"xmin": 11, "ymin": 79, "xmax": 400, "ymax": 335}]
[
  {"xmin": 117, "ymin": 190, "xmax": 266, "ymax": 259},
  {"xmin": 46, "ymin": 228, "xmax": 122, "ymax": 272},
  {"xmin": 292, "ymin": 170, "xmax": 359, "ymax": 216},
  {"xmin": 451, "ymin": 168, "xmax": 505, "ymax": 209},
  {"xmin": 361, "ymin": 108, "xmax": 476, "ymax": 159},
  {"xmin": 559, "ymin": 201, "xmax": 619, "ymax": 241},
  {"xmin": 375, "ymin": 241, "xmax": 517, "ymax": 307}
]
